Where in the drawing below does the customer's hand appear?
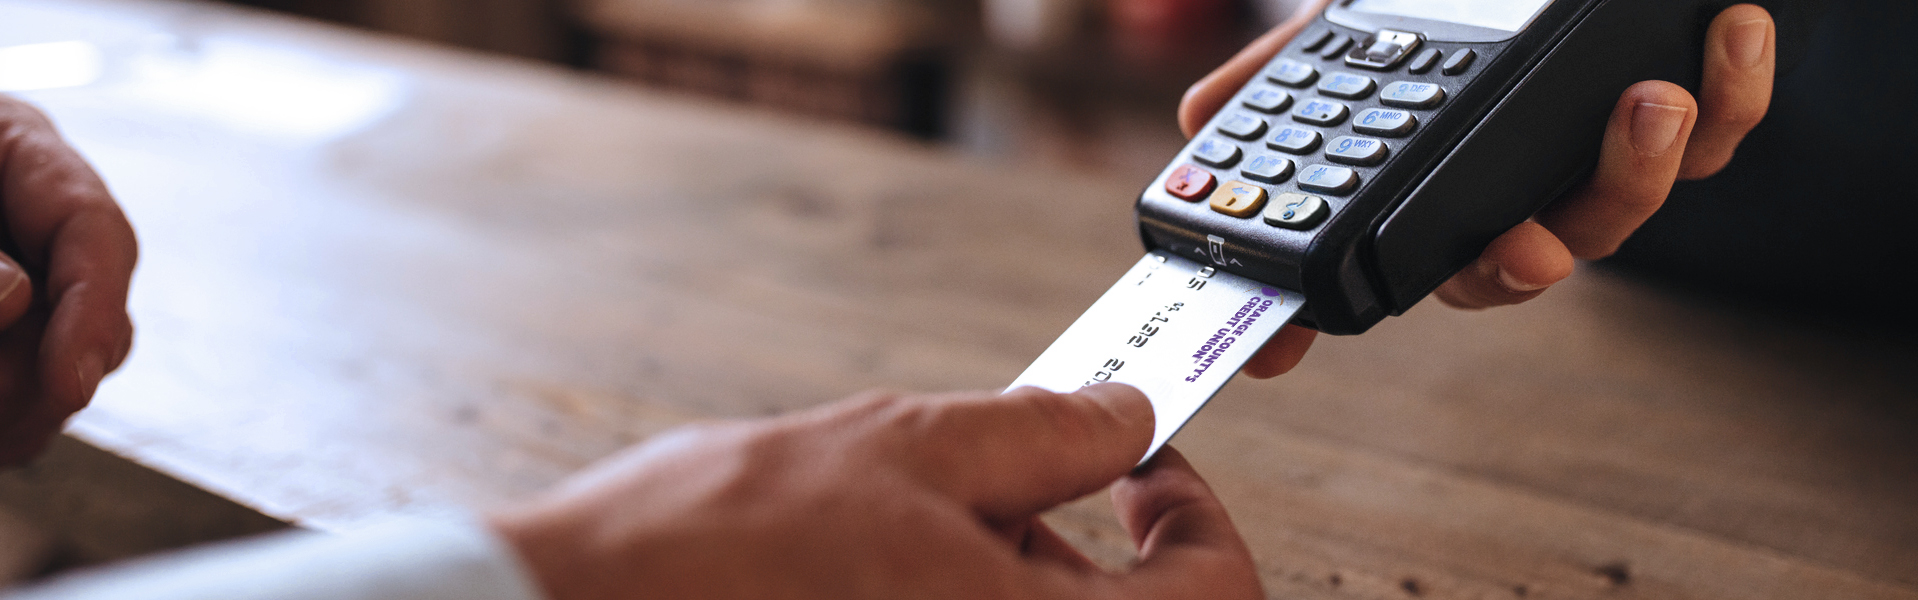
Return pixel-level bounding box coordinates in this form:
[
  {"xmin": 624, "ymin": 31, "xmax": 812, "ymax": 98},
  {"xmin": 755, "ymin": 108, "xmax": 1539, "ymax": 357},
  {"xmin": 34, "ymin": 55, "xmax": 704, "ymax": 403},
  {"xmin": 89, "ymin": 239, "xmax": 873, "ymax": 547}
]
[
  {"xmin": 0, "ymin": 96, "xmax": 138, "ymax": 466},
  {"xmin": 489, "ymin": 384, "xmax": 1262, "ymax": 600},
  {"xmin": 1181, "ymin": 2, "xmax": 1777, "ymax": 378}
]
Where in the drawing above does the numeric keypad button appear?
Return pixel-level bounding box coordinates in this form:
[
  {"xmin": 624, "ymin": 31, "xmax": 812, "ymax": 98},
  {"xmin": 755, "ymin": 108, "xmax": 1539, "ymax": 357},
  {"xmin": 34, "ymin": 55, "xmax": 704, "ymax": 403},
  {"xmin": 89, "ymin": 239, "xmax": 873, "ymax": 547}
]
[
  {"xmin": 1217, "ymin": 113, "xmax": 1268, "ymax": 140},
  {"xmin": 1266, "ymin": 59, "xmax": 1319, "ymax": 88},
  {"xmin": 1407, "ymin": 48, "xmax": 1442, "ymax": 74},
  {"xmin": 1380, "ymin": 81, "xmax": 1446, "ymax": 109},
  {"xmin": 1208, "ymin": 181, "xmax": 1269, "ymax": 218},
  {"xmin": 1353, "ymin": 108, "xmax": 1417, "ymax": 137},
  {"xmin": 1321, "ymin": 36, "xmax": 1354, "ymax": 60},
  {"xmin": 1317, "ymin": 71, "xmax": 1378, "ymax": 100},
  {"xmin": 1325, "ymin": 136, "xmax": 1389, "ymax": 166},
  {"xmin": 1266, "ymin": 126, "xmax": 1323, "ymax": 154},
  {"xmin": 1264, "ymin": 193, "xmax": 1330, "ymax": 230},
  {"xmin": 1299, "ymin": 30, "xmax": 1335, "ymax": 53},
  {"xmin": 1298, "ymin": 164, "xmax": 1360, "ymax": 195},
  {"xmin": 1291, "ymin": 99, "xmax": 1349, "ymax": 126},
  {"xmin": 1442, "ymin": 49, "xmax": 1477, "ymax": 75},
  {"xmin": 1192, "ymin": 137, "xmax": 1243, "ymax": 168},
  {"xmin": 1242, "ymin": 87, "xmax": 1294, "ymax": 114},
  {"xmin": 1164, "ymin": 164, "xmax": 1216, "ymax": 201},
  {"xmin": 1241, "ymin": 154, "xmax": 1295, "ymax": 184}
]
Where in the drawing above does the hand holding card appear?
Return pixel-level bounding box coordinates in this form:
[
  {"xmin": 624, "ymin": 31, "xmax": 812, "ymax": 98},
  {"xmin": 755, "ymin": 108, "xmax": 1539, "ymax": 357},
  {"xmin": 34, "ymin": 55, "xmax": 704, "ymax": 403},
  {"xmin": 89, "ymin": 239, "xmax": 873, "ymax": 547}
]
[{"xmin": 1008, "ymin": 251, "xmax": 1305, "ymax": 462}]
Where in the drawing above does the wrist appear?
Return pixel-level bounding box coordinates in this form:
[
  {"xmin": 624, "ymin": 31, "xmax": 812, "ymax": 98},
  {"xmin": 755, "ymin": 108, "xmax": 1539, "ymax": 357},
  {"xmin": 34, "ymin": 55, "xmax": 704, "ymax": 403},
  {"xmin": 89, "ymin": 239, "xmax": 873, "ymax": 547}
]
[{"xmin": 488, "ymin": 506, "xmax": 596, "ymax": 600}]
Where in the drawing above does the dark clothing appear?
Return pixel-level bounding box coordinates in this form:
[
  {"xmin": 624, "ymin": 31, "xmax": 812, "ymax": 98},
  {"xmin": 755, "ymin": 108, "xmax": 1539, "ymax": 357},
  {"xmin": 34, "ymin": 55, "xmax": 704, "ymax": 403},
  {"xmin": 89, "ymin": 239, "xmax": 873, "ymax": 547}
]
[{"xmin": 1610, "ymin": 0, "xmax": 1918, "ymax": 333}]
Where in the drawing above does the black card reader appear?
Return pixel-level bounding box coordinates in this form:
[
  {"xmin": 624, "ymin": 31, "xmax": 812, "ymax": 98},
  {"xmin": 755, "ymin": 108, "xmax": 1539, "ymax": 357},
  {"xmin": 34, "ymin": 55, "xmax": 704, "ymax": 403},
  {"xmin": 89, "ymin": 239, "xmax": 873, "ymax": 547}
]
[{"xmin": 1136, "ymin": 0, "xmax": 1822, "ymax": 335}]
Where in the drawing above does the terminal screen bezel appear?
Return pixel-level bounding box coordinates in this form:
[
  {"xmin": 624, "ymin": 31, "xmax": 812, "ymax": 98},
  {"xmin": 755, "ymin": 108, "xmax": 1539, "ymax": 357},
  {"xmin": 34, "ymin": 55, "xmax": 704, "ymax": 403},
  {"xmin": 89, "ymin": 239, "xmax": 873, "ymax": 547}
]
[{"xmin": 1326, "ymin": 0, "xmax": 1558, "ymax": 42}]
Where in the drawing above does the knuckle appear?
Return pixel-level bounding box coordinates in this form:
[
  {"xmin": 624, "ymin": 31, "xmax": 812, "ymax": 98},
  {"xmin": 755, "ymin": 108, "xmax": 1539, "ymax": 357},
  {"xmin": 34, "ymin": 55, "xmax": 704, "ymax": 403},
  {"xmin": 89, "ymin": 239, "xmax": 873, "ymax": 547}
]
[
  {"xmin": 1680, "ymin": 154, "xmax": 1734, "ymax": 181},
  {"xmin": 1592, "ymin": 177, "xmax": 1670, "ymax": 213},
  {"xmin": 1728, "ymin": 103, "xmax": 1769, "ymax": 130},
  {"xmin": 1702, "ymin": 98, "xmax": 1767, "ymax": 133},
  {"xmin": 822, "ymin": 389, "xmax": 923, "ymax": 433},
  {"xmin": 847, "ymin": 388, "xmax": 910, "ymax": 415},
  {"xmin": 681, "ymin": 427, "xmax": 809, "ymax": 507},
  {"xmin": 0, "ymin": 97, "xmax": 52, "ymax": 126}
]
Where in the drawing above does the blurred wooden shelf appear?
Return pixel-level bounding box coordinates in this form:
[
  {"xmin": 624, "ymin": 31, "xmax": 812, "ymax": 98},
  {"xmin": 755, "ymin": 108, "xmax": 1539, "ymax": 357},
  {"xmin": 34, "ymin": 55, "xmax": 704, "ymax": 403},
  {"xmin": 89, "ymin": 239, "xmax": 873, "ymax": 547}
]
[{"xmin": 578, "ymin": 0, "xmax": 964, "ymax": 136}]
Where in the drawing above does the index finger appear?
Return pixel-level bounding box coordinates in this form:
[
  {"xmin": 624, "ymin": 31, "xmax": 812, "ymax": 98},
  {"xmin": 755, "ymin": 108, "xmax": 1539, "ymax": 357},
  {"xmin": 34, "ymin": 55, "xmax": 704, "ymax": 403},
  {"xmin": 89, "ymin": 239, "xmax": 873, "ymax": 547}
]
[
  {"xmin": 0, "ymin": 98, "xmax": 139, "ymax": 420},
  {"xmin": 891, "ymin": 384, "xmax": 1156, "ymax": 523}
]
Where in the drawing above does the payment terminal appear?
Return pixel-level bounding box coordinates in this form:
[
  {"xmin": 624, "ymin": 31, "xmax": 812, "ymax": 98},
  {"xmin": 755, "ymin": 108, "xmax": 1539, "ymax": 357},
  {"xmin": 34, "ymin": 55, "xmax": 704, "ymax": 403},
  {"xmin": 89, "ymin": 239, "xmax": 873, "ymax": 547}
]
[
  {"xmin": 1137, "ymin": 0, "xmax": 1820, "ymax": 334},
  {"xmin": 1011, "ymin": 0, "xmax": 1822, "ymax": 458}
]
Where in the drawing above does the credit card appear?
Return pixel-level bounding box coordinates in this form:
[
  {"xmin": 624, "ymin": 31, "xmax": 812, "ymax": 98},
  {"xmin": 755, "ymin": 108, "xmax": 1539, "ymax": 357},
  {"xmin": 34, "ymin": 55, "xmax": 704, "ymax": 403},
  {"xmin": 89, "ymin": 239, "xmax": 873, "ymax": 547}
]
[{"xmin": 1008, "ymin": 250, "xmax": 1306, "ymax": 462}]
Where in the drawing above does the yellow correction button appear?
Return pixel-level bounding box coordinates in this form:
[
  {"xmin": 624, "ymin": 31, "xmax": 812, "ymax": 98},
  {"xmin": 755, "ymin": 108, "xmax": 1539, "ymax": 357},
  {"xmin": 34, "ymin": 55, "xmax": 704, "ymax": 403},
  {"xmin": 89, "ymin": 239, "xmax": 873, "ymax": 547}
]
[{"xmin": 1208, "ymin": 181, "xmax": 1268, "ymax": 218}]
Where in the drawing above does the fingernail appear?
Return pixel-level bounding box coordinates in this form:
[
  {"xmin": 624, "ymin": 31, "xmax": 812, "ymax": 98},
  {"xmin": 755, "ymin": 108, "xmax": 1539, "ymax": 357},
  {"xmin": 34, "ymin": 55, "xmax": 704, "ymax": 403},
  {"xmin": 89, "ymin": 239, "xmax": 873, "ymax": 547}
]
[
  {"xmin": 75, "ymin": 353, "xmax": 106, "ymax": 401},
  {"xmin": 0, "ymin": 268, "xmax": 23, "ymax": 304},
  {"xmin": 1496, "ymin": 265, "xmax": 1550, "ymax": 293},
  {"xmin": 1727, "ymin": 20, "xmax": 1769, "ymax": 69},
  {"xmin": 1631, "ymin": 103, "xmax": 1688, "ymax": 157}
]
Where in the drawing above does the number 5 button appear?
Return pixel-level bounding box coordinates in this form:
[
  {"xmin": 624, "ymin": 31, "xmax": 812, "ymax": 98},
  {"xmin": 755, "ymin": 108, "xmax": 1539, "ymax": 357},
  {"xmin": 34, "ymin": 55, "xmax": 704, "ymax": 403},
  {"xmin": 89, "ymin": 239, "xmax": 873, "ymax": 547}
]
[{"xmin": 1292, "ymin": 99, "xmax": 1349, "ymax": 126}]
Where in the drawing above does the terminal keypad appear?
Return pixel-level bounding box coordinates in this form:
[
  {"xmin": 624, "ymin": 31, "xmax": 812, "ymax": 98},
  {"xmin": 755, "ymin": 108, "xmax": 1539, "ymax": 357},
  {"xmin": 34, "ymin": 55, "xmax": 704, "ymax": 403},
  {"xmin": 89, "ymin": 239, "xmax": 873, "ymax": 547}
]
[{"xmin": 1181, "ymin": 26, "xmax": 1465, "ymax": 231}]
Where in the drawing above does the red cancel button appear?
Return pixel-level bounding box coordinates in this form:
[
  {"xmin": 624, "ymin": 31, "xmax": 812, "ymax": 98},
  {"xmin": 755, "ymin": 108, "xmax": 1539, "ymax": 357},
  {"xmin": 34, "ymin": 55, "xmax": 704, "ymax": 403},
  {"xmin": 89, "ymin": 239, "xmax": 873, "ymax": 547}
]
[{"xmin": 1165, "ymin": 164, "xmax": 1216, "ymax": 201}]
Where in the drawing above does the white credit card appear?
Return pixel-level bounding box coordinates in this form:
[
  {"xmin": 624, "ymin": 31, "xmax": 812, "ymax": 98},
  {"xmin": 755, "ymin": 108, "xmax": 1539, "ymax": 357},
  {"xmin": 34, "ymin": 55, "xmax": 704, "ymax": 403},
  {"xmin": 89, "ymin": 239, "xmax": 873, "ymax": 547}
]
[{"xmin": 1008, "ymin": 250, "xmax": 1306, "ymax": 462}]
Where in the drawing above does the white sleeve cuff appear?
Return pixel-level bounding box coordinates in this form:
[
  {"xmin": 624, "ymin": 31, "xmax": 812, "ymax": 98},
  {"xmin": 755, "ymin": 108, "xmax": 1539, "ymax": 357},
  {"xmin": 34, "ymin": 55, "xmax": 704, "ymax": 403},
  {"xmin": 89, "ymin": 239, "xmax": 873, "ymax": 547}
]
[{"xmin": 4, "ymin": 515, "xmax": 547, "ymax": 600}]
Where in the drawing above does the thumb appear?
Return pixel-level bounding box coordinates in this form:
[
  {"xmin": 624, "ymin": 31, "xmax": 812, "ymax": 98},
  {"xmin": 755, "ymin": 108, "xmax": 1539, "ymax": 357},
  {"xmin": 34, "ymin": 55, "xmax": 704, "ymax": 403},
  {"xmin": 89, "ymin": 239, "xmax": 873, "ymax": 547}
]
[
  {"xmin": 905, "ymin": 383, "xmax": 1155, "ymax": 522},
  {"xmin": 0, "ymin": 253, "xmax": 32, "ymax": 330}
]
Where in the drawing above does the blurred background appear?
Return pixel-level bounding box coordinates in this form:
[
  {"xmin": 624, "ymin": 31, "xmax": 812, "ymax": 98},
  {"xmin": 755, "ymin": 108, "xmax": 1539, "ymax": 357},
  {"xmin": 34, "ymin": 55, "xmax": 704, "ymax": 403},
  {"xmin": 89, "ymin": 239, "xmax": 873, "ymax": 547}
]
[{"xmin": 214, "ymin": 0, "xmax": 1308, "ymax": 179}]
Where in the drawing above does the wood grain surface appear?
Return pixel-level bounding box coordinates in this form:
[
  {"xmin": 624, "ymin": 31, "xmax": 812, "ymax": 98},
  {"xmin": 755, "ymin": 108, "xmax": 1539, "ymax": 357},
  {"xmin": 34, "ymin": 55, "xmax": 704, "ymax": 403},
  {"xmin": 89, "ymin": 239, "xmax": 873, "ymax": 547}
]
[{"xmin": 5, "ymin": 1, "xmax": 1915, "ymax": 598}]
